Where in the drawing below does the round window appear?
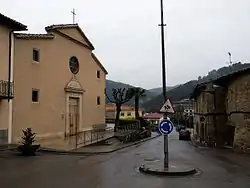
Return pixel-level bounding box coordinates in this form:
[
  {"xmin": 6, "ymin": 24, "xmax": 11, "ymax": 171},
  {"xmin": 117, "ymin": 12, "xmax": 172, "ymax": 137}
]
[{"xmin": 69, "ymin": 56, "xmax": 79, "ymax": 74}]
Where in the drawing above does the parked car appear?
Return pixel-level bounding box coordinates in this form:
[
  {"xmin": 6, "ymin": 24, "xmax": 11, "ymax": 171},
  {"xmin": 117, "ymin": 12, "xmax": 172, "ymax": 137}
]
[{"xmin": 179, "ymin": 130, "xmax": 191, "ymax": 141}]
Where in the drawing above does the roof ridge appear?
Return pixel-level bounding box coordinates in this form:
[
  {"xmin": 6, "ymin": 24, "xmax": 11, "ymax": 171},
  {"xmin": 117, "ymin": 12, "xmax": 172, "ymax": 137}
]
[
  {"xmin": 15, "ymin": 33, "xmax": 54, "ymax": 35},
  {"xmin": 0, "ymin": 13, "xmax": 27, "ymax": 31},
  {"xmin": 91, "ymin": 53, "xmax": 108, "ymax": 75},
  {"xmin": 44, "ymin": 23, "xmax": 95, "ymax": 50},
  {"xmin": 15, "ymin": 33, "xmax": 54, "ymax": 39},
  {"xmin": 45, "ymin": 24, "xmax": 78, "ymax": 31}
]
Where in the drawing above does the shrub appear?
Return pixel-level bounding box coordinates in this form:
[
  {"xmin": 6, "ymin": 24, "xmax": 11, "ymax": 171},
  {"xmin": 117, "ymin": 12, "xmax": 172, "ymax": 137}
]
[{"xmin": 17, "ymin": 128, "xmax": 40, "ymax": 156}]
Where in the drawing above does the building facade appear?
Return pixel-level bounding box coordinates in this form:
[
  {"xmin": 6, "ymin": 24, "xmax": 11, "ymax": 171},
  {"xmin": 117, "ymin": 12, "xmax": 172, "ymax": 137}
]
[
  {"xmin": 191, "ymin": 83, "xmax": 228, "ymax": 146},
  {"xmin": 191, "ymin": 68, "xmax": 250, "ymax": 152},
  {"xmin": 215, "ymin": 69, "xmax": 250, "ymax": 151},
  {"xmin": 106, "ymin": 105, "xmax": 143, "ymax": 121},
  {"xmin": 0, "ymin": 14, "xmax": 27, "ymax": 144},
  {"xmin": 173, "ymin": 99, "xmax": 194, "ymax": 117},
  {"xmin": 0, "ymin": 14, "xmax": 108, "ymax": 148},
  {"xmin": 143, "ymin": 113, "xmax": 163, "ymax": 125}
]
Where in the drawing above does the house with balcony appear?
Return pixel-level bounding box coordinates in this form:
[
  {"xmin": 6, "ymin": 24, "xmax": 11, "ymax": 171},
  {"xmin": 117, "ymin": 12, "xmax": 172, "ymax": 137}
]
[
  {"xmin": 0, "ymin": 13, "xmax": 108, "ymax": 149},
  {"xmin": 0, "ymin": 14, "xmax": 27, "ymax": 144}
]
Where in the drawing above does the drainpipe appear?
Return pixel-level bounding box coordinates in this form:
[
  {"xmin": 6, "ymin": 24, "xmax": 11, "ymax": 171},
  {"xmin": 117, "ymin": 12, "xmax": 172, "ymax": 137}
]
[{"xmin": 7, "ymin": 30, "xmax": 14, "ymax": 144}]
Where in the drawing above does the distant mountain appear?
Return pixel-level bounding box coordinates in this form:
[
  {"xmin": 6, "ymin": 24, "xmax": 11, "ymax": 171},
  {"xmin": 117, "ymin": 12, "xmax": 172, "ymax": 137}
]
[
  {"xmin": 149, "ymin": 86, "xmax": 179, "ymax": 95},
  {"xmin": 143, "ymin": 62, "xmax": 250, "ymax": 112},
  {"xmin": 143, "ymin": 80, "xmax": 197, "ymax": 112},
  {"xmin": 105, "ymin": 80, "xmax": 157, "ymax": 106}
]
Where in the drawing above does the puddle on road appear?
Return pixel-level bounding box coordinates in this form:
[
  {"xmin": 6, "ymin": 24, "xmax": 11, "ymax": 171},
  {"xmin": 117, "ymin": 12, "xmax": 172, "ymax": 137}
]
[{"xmin": 144, "ymin": 157, "xmax": 160, "ymax": 162}]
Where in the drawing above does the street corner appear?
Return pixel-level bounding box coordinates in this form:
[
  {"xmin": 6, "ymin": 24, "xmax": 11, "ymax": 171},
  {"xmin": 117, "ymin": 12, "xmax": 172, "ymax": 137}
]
[{"xmin": 139, "ymin": 161, "xmax": 197, "ymax": 177}]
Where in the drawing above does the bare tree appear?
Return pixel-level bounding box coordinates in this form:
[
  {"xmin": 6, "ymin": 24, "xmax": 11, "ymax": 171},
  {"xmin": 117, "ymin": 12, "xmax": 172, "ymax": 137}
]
[
  {"xmin": 132, "ymin": 87, "xmax": 146, "ymax": 119},
  {"xmin": 105, "ymin": 88, "xmax": 135, "ymax": 132}
]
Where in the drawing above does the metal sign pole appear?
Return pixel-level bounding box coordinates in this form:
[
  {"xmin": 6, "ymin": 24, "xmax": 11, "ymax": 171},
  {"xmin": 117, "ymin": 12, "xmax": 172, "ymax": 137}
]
[
  {"xmin": 159, "ymin": 0, "xmax": 168, "ymax": 169},
  {"xmin": 164, "ymin": 131, "xmax": 169, "ymax": 169},
  {"xmin": 159, "ymin": 117, "xmax": 174, "ymax": 169}
]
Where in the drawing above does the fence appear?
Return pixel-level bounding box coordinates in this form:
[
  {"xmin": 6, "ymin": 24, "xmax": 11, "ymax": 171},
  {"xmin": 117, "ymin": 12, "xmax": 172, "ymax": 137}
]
[
  {"xmin": 105, "ymin": 118, "xmax": 115, "ymax": 123},
  {"xmin": 0, "ymin": 81, "xmax": 14, "ymax": 99},
  {"xmin": 116, "ymin": 122, "xmax": 141, "ymax": 132},
  {"xmin": 75, "ymin": 128, "xmax": 114, "ymax": 147}
]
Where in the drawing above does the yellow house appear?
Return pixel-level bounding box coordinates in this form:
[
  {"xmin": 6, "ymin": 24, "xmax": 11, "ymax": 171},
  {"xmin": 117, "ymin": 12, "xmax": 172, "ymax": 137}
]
[
  {"xmin": 106, "ymin": 105, "xmax": 143, "ymax": 120},
  {"xmin": 0, "ymin": 13, "xmax": 108, "ymax": 148}
]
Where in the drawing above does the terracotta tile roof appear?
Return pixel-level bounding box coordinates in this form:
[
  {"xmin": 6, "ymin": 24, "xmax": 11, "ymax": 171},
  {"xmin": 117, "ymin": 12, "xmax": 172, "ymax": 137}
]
[
  {"xmin": 45, "ymin": 24, "xmax": 78, "ymax": 30},
  {"xmin": 91, "ymin": 53, "xmax": 108, "ymax": 75},
  {"xmin": 45, "ymin": 24, "xmax": 94, "ymax": 50},
  {"xmin": 106, "ymin": 105, "xmax": 135, "ymax": 111},
  {"xmin": 0, "ymin": 13, "xmax": 27, "ymax": 31},
  {"xmin": 14, "ymin": 33, "xmax": 54, "ymax": 39},
  {"xmin": 143, "ymin": 113, "xmax": 163, "ymax": 119}
]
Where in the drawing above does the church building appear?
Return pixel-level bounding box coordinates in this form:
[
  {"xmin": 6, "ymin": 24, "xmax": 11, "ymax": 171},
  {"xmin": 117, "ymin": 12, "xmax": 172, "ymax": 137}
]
[{"xmin": 0, "ymin": 13, "xmax": 108, "ymax": 148}]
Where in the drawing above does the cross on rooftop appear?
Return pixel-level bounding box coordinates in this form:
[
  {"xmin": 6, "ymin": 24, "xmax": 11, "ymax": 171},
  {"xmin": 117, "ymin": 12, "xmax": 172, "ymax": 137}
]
[{"xmin": 71, "ymin": 8, "xmax": 76, "ymax": 24}]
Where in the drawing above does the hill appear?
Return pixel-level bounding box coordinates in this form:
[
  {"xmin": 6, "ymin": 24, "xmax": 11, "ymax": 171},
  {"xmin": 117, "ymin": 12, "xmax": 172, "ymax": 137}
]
[
  {"xmin": 143, "ymin": 62, "xmax": 250, "ymax": 112},
  {"xmin": 142, "ymin": 80, "xmax": 198, "ymax": 112},
  {"xmin": 105, "ymin": 80, "xmax": 157, "ymax": 106},
  {"xmin": 148, "ymin": 85, "xmax": 178, "ymax": 95},
  {"xmin": 198, "ymin": 62, "xmax": 250, "ymax": 83}
]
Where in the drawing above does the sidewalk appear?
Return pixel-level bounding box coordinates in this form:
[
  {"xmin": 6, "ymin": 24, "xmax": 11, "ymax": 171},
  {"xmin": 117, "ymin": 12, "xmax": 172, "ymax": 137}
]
[
  {"xmin": 40, "ymin": 132, "xmax": 161, "ymax": 155},
  {"xmin": 189, "ymin": 136, "xmax": 250, "ymax": 174}
]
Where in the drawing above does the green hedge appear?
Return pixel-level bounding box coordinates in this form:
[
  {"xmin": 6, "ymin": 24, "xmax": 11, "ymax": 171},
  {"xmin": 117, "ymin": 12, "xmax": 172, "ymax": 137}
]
[{"xmin": 119, "ymin": 119, "xmax": 139, "ymax": 126}]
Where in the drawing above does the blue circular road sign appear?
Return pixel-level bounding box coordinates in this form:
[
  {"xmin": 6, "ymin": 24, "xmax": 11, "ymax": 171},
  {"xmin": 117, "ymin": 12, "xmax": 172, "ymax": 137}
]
[{"xmin": 158, "ymin": 119, "xmax": 174, "ymax": 135}]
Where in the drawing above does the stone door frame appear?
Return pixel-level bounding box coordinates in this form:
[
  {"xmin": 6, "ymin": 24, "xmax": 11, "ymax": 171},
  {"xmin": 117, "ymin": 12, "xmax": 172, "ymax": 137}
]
[
  {"xmin": 64, "ymin": 76, "xmax": 84, "ymax": 137},
  {"xmin": 65, "ymin": 93, "xmax": 83, "ymax": 137},
  {"xmin": 68, "ymin": 96, "xmax": 80, "ymax": 136}
]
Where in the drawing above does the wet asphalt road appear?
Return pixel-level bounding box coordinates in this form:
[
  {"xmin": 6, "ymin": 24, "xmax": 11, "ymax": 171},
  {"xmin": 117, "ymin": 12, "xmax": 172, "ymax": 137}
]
[{"xmin": 1, "ymin": 131, "xmax": 250, "ymax": 188}]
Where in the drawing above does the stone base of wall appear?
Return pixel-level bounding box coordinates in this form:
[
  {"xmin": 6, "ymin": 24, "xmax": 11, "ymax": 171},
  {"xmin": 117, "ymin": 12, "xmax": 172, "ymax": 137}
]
[
  {"xmin": 13, "ymin": 127, "xmax": 114, "ymax": 151},
  {"xmin": 234, "ymin": 138, "xmax": 250, "ymax": 153},
  {"xmin": 233, "ymin": 120, "xmax": 250, "ymax": 152},
  {"xmin": 14, "ymin": 132, "xmax": 77, "ymax": 151}
]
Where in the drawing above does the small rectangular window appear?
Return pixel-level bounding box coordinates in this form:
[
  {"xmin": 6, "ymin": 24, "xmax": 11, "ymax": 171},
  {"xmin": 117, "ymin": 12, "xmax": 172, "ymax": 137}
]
[
  {"xmin": 33, "ymin": 49, "xmax": 39, "ymax": 62},
  {"xmin": 127, "ymin": 112, "xmax": 131, "ymax": 116},
  {"xmin": 97, "ymin": 96, "xmax": 100, "ymax": 105},
  {"xmin": 32, "ymin": 89, "xmax": 39, "ymax": 102},
  {"xmin": 97, "ymin": 70, "xmax": 100, "ymax": 78},
  {"xmin": 120, "ymin": 112, "xmax": 124, "ymax": 117}
]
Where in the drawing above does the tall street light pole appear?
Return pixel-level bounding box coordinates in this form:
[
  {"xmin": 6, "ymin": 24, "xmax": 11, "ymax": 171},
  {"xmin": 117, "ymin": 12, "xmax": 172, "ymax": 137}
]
[{"xmin": 159, "ymin": 0, "xmax": 168, "ymax": 169}]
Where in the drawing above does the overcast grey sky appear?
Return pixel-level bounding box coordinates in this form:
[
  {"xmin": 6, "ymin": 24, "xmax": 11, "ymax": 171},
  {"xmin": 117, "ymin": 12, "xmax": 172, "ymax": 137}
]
[{"xmin": 1, "ymin": 0, "xmax": 250, "ymax": 89}]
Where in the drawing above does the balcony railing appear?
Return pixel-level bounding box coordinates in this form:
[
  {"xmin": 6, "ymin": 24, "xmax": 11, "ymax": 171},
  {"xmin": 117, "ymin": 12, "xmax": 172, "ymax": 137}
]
[{"xmin": 0, "ymin": 80, "xmax": 14, "ymax": 99}]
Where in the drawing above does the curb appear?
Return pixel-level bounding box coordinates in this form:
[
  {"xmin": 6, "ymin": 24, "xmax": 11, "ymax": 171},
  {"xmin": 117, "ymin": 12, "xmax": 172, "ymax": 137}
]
[
  {"xmin": 39, "ymin": 134, "xmax": 162, "ymax": 155},
  {"xmin": 0, "ymin": 147, "xmax": 18, "ymax": 152},
  {"xmin": 189, "ymin": 137, "xmax": 207, "ymax": 149},
  {"xmin": 139, "ymin": 165, "xmax": 197, "ymax": 177}
]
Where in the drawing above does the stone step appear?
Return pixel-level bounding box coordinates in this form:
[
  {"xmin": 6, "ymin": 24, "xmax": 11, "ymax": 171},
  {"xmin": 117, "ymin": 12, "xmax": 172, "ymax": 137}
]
[{"xmin": 104, "ymin": 137, "xmax": 121, "ymax": 146}]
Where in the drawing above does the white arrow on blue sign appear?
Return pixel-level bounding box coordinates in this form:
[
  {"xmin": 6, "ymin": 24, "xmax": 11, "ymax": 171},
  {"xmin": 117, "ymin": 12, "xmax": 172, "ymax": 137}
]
[{"xmin": 158, "ymin": 119, "xmax": 174, "ymax": 135}]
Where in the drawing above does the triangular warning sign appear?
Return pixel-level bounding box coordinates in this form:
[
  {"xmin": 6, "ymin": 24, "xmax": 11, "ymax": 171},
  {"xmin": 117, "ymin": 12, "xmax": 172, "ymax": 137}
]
[{"xmin": 160, "ymin": 98, "xmax": 176, "ymax": 113}]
